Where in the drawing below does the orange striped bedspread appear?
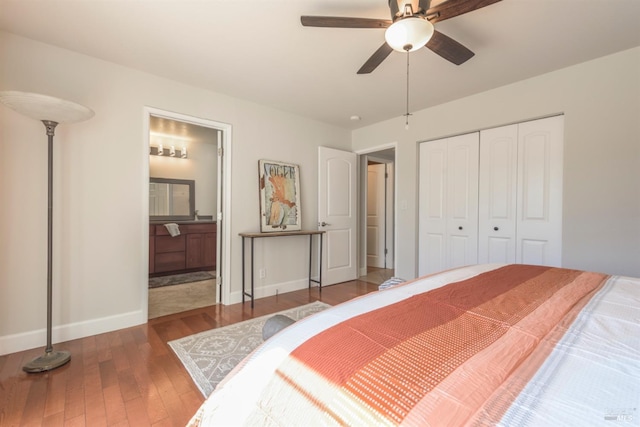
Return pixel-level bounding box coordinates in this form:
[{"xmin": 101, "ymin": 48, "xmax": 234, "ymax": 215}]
[{"xmin": 187, "ymin": 264, "xmax": 640, "ymax": 426}]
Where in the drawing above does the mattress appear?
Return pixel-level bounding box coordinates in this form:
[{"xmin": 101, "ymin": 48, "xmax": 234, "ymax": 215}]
[{"xmin": 187, "ymin": 264, "xmax": 640, "ymax": 426}]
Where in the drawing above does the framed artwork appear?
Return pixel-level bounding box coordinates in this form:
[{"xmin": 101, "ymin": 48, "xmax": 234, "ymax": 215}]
[{"xmin": 259, "ymin": 159, "xmax": 302, "ymax": 232}]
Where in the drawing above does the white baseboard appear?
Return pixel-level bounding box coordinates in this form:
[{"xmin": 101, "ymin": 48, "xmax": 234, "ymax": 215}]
[
  {"xmin": 0, "ymin": 310, "xmax": 146, "ymax": 356},
  {"xmin": 1, "ymin": 277, "xmax": 322, "ymax": 355},
  {"xmin": 228, "ymin": 277, "xmax": 316, "ymax": 305},
  {"xmin": 360, "ymin": 266, "xmax": 368, "ymax": 276}
]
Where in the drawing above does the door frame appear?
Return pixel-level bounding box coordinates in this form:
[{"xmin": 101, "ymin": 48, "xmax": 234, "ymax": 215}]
[
  {"xmin": 142, "ymin": 107, "xmax": 233, "ymax": 317},
  {"xmin": 365, "ymin": 162, "xmax": 387, "ymax": 269},
  {"xmin": 355, "ymin": 143, "xmax": 397, "ymax": 276}
]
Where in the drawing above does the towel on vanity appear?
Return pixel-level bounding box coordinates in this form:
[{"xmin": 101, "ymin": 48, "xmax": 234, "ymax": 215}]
[{"xmin": 164, "ymin": 223, "xmax": 180, "ymax": 237}]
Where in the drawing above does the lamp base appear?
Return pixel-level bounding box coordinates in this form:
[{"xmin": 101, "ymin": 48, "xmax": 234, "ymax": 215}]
[{"xmin": 22, "ymin": 349, "xmax": 71, "ymax": 373}]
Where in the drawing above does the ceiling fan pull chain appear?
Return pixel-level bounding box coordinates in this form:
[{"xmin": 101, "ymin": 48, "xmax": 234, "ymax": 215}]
[{"xmin": 405, "ymin": 49, "xmax": 412, "ymax": 130}]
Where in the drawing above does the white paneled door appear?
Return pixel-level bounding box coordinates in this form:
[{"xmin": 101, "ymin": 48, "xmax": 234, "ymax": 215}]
[
  {"xmin": 419, "ymin": 139, "xmax": 447, "ymax": 275},
  {"xmin": 516, "ymin": 116, "xmax": 564, "ymax": 266},
  {"xmin": 318, "ymin": 147, "xmax": 357, "ymax": 285},
  {"xmin": 478, "ymin": 124, "xmax": 518, "ymax": 264},
  {"xmin": 419, "ymin": 133, "xmax": 479, "ymax": 276},
  {"xmin": 422, "ymin": 115, "xmax": 564, "ymax": 275},
  {"xmin": 385, "ymin": 162, "xmax": 394, "ymax": 268}
]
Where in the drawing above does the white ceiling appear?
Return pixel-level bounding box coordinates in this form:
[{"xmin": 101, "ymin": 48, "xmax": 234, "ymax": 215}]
[{"xmin": 1, "ymin": 0, "xmax": 639, "ymax": 130}]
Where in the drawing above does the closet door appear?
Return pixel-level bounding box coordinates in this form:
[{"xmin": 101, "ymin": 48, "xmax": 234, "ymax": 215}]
[
  {"xmin": 446, "ymin": 133, "xmax": 479, "ymax": 270},
  {"xmin": 478, "ymin": 125, "xmax": 518, "ymax": 263},
  {"xmin": 418, "ymin": 133, "xmax": 479, "ymax": 276},
  {"xmin": 419, "ymin": 139, "xmax": 447, "ymax": 276},
  {"xmin": 516, "ymin": 116, "xmax": 564, "ymax": 266}
]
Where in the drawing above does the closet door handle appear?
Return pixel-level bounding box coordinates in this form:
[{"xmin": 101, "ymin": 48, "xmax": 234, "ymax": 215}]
[
  {"xmin": 458, "ymin": 226, "xmax": 463, "ymax": 230},
  {"xmin": 493, "ymin": 227, "xmax": 499, "ymax": 231}
]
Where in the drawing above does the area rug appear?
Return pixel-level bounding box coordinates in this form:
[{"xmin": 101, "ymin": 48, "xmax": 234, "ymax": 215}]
[
  {"xmin": 148, "ymin": 271, "xmax": 214, "ymax": 288},
  {"xmin": 169, "ymin": 301, "xmax": 331, "ymax": 397}
]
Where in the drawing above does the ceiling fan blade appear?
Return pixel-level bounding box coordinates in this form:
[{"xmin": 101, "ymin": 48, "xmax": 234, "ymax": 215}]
[
  {"xmin": 427, "ymin": 0, "xmax": 501, "ymax": 23},
  {"xmin": 426, "ymin": 30, "xmax": 475, "ymax": 65},
  {"xmin": 358, "ymin": 43, "xmax": 394, "ymax": 74},
  {"xmin": 301, "ymin": 16, "xmax": 391, "ymax": 29}
]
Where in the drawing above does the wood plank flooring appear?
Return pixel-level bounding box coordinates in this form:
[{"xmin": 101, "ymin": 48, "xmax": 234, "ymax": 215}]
[{"xmin": 0, "ymin": 280, "xmax": 379, "ymax": 426}]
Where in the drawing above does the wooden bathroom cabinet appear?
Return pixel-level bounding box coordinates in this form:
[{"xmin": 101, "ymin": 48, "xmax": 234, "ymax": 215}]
[{"xmin": 149, "ymin": 221, "xmax": 216, "ymax": 276}]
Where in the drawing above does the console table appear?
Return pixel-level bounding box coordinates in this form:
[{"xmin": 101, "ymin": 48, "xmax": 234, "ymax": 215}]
[{"xmin": 239, "ymin": 230, "xmax": 325, "ymax": 308}]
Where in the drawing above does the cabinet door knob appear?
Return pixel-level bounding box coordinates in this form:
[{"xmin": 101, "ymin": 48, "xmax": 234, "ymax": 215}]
[
  {"xmin": 494, "ymin": 226, "xmax": 499, "ymax": 231},
  {"xmin": 458, "ymin": 226, "xmax": 463, "ymax": 230}
]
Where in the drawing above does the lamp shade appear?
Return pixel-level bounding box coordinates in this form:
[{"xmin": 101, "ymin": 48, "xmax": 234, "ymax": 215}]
[
  {"xmin": 385, "ymin": 17, "xmax": 434, "ymax": 52},
  {"xmin": 0, "ymin": 91, "xmax": 94, "ymax": 123}
]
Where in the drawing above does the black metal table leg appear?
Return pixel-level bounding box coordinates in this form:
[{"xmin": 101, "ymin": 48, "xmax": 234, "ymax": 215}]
[
  {"xmin": 319, "ymin": 233, "xmax": 323, "ymax": 292},
  {"xmin": 308, "ymin": 234, "xmax": 313, "ymax": 288},
  {"xmin": 250, "ymin": 237, "xmax": 255, "ymax": 308},
  {"xmin": 239, "ymin": 231, "xmax": 324, "ymax": 305},
  {"xmin": 242, "ymin": 236, "xmax": 245, "ymax": 304}
]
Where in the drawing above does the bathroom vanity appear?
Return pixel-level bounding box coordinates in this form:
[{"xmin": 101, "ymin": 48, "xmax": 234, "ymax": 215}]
[{"xmin": 149, "ymin": 221, "xmax": 216, "ymax": 276}]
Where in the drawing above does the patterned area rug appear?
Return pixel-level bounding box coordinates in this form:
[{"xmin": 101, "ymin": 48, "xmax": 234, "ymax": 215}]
[
  {"xmin": 148, "ymin": 271, "xmax": 214, "ymax": 288},
  {"xmin": 169, "ymin": 301, "xmax": 331, "ymax": 397}
]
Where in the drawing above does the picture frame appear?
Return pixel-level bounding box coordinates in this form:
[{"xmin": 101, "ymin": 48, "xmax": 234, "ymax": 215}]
[{"xmin": 258, "ymin": 159, "xmax": 302, "ymax": 232}]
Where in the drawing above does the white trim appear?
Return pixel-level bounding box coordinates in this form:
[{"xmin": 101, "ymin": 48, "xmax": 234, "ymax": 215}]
[
  {"xmin": 355, "ymin": 142, "xmax": 398, "ymax": 275},
  {"xmin": 354, "ymin": 142, "xmax": 397, "ymax": 155},
  {"xmin": 0, "ymin": 310, "xmax": 145, "ymax": 356},
  {"xmin": 142, "ymin": 106, "xmax": 233, "ymax": 308}
]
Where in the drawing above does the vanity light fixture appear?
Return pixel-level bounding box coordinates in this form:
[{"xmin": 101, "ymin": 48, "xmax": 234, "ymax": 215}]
[
  {"xmin": 149, "ymin": 132, "xmax": 189, "ymax": 159},
  {"xmin": 149, "ymin": 142, "xmax": 188, "ymax": 159}
]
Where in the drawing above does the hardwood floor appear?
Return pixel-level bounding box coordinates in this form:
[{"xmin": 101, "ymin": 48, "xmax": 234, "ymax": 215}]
[{"xmin": 0, "ymin": 280, "xmax": 378, "ymax": 426}]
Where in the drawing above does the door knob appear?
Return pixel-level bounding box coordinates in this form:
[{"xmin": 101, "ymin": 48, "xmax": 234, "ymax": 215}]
[
  {"xmin": 493, "ymin": 226, "xmax": 499, "ymax": 231},
  {"xmin": 319, "ymin": 221, "xmax": 331, "ymax": 227},
  {"xmin": 458, "ymin": 226, "xmax": 463, "ymax": 230}
]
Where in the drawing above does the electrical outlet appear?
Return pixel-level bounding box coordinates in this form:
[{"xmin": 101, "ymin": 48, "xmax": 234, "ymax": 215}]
[{"xmin": 259, "ymin": 268, "xmax": 266, "ymax": 278}]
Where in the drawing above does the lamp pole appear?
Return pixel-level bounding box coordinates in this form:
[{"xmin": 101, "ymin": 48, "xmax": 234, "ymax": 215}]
[{"xmin": 0, "ymin": 92, "xmax": 94, "ymax": 372}]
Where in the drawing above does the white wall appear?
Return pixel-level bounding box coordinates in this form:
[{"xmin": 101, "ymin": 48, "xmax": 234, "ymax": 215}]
[
  {"xmin": 2, "ymin": 30, "xmax": 637, "ymax": 356},
  {"xmin": 353, "ymin": 47, "xmax": 640, "ymax": 280},
  {"xmin": 0, "ymin": 31, "xmax": 351, "ymax": 355}
]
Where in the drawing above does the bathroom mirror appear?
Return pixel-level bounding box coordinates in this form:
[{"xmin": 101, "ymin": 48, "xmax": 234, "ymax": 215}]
[{"xmin": 149, "ymin": 177, "xmax": 195, "ymax": 221}]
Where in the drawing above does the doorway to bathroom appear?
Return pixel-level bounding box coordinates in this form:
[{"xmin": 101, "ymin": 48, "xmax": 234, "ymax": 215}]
[{"xmin": 144, "ymin": 107, "xmax": 231, "ymax": 319}]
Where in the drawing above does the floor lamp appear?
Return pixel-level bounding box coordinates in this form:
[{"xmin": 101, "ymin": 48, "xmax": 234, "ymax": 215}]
[{"xmin": 0, "ymin": 91, "xmax": 94, "ymax": 373}]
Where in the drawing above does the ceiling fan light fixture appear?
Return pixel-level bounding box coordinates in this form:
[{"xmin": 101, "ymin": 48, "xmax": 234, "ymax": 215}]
[{"xmin": 385, "ymin": 17, "xmax": 434, "ymax": 52}]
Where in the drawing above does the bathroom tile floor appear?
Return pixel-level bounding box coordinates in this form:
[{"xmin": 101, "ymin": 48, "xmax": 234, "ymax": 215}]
[{"xmin": 148, "ymin": 275, "xmax": 216, "ymax": 319}]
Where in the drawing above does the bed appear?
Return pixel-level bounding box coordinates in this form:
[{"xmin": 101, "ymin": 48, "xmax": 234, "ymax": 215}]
[{"xmin": 187, "ymin": 264, "xmax": 640, "ymax": 426}]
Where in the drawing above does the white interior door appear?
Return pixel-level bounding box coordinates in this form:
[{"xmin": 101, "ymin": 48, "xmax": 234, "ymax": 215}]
[
  {"xmin": 419, "ymin": 133, "xmax": 479, "ymax": 276},
  {"xmin": 318, "ymin": 147, "xmax": 357, "ymax": 285},
  {"xmin": 419, "ymin": 140, "xmax": 448, "ymax": 276},
  {"xmin": 215, "ymin": 130, "xmax": 223, "ymax": 302},
  {"xmin": 479, "ymin": 124, "xmax": 518, "ymax": 263},
  {"xmin": 446, "ymin": 133, "xmax": 479, "ymax": 269},
  {"xmin": 517, "ymin": 116, "xmax": 564, "ymax": 266},
  {"xmin": 367, "ymin": 163, "xmax": 386, "ymax": 268},
  {"xmin": 385, "ymin": 162, "xmax": 394, "ymax": 268}
]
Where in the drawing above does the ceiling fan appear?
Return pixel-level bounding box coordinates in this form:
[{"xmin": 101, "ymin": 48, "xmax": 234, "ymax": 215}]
[{"xmin": 301, "ymin": 0, "xmax": 501, "ymax": 74}]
